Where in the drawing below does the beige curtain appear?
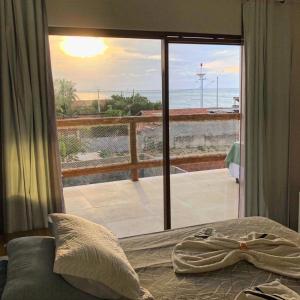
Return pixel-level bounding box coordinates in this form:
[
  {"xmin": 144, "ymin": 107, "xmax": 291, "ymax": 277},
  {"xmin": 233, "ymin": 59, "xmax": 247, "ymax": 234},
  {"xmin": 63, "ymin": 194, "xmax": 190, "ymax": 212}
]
[
  {"xmin": 0, "ymin": 0, "xmax": 64, "ymax": 234},
  {"xmin": 242, "ymin": 0, "xmax": 292, "ymax": 226}
]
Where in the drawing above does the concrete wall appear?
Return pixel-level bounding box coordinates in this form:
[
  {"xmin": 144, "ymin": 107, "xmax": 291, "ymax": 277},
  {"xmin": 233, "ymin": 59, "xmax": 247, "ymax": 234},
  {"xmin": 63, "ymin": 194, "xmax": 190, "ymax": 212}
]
[
  {"xmin": 140, "ymin": 121, "xmax": 238, "ymax": 154},
  {"xmin": 46, "ymin": 0, "xmax": 242, "ymax": 35}
]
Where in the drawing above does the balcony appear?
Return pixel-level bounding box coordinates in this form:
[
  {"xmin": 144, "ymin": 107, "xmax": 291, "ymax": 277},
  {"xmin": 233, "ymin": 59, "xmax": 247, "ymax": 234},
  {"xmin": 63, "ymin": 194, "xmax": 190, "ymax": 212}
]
[{"xmin": 57, "ymin": 111, "xmax": 240, "ymax": 237}]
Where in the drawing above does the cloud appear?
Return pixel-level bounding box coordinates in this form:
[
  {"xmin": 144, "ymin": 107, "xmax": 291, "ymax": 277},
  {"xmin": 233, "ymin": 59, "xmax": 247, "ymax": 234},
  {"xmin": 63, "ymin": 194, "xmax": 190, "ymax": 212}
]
[
  {"xmin": 145, "ymin": 68, "xmax": 158, "ymax": 73},
  {"xmin": 204, "ymin": 60, "xmax": 239, "ymax": 74},
  {"xmin": 213, "ymin": 50, "xmax": 232, "ymax": 57},
  {"xmin": 111, "ymin": 47, "xmax": 161, "ymax": 61},
  {"xmin": 148, "ymin": 54, "xmax": 161, "ymax": 60},
  {"xmin": 112, "ymin": 49, "xmax": 181, "ymax": 62},
  {"xmin": 177, "ymin": 70, "xmax": 196, "ymax": 77}
]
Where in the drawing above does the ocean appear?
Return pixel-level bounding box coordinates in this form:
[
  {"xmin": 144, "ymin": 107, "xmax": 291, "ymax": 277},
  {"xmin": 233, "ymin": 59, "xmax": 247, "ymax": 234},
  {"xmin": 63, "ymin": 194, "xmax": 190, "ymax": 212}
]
[{"xmin": 76, "ymin": 88, "xmax": 240, "ymax": 109}]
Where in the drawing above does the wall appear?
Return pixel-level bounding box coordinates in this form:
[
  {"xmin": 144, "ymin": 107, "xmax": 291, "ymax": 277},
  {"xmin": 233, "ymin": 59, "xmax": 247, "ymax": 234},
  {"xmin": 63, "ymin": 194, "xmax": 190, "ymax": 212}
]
[{"xmin": 46, "ymin": 0, "xmax": 242, "ymax": 35}]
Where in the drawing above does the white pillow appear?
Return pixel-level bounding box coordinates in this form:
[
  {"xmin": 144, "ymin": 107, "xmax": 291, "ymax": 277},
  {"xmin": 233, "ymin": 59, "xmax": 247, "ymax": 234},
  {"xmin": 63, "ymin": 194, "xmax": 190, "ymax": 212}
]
[{"xmin": 50, "ymin": 213, "xmax": 149, "ymax": 300}]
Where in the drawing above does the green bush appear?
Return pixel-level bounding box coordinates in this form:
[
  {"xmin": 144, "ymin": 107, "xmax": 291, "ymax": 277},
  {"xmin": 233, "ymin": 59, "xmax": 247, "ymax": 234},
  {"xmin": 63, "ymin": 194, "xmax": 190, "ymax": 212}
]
[
  {"xmin": 89, "ymin": 125, "xmax": 128, "ymax": 138},
  {"xmin": 103, "ymin": 93, "xmax": 161, "ymax": 116},
  {"xmin": 103, "ymin": 107, "xmax": 123, "ymax": 117},
  {"xmin": 59, "ymin": 135, "xmax": 86, "ymax": 162},
  {"xmin": 98, "ymin": 149, "xmax": 113, "ymax": 158}
]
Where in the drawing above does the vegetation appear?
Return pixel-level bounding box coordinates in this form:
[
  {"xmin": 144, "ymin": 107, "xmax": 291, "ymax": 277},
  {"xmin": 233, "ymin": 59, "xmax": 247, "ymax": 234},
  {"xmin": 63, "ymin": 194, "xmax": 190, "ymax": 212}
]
[
  {"xmin": 54, "ymin": 79, "xmax": 161, "ymax": 118},
  {"xmin": 97, "ymin": 149, "xmax": 113, "ymax": 159},
  {"xmin": 103, "ymin": 107, "xmax": 123, "ymax": 117},
  {"xmin": 54, "ymin": 79, "xmax": 79, "ymax": 117},
  {"xmin": 58, "ymin": 135, "xmax": 86, "ymax": 162},
  {"xmin": 89, "ymin": 125, "xmax": 128, "ymax": 138},
  {"xmin": 103, "ymin": 93, "xmax": 161, "ymax": 116},
  {"xmin": 97, "ymin": 149, "xmax": 127, "ymax": 159},
  {"xmin": 72, "ymin": 100, "xmax": 101, "ymax": 115}
]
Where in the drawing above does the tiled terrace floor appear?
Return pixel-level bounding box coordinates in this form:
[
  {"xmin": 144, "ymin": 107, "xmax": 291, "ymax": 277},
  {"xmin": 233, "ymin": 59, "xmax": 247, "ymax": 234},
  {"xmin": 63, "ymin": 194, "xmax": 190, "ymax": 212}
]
[{"xmin": 64, "ymin": 168, "xmax": 239, "ymax": 238}]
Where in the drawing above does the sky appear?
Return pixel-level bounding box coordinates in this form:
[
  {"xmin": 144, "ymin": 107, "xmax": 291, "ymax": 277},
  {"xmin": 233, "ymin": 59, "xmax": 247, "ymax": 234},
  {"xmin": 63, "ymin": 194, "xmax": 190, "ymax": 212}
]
[{"xmin": 49, "ymin": 35, "xmax": 240, "ymax": 92}]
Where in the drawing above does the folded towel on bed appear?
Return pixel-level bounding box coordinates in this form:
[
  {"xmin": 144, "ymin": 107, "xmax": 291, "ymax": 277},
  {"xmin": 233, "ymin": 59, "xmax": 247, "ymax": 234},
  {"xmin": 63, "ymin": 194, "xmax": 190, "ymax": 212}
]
[
  {"xmin": 172, "ymin": 230, "xmax": 300, "ymax": 278},
  {"xmin": 234, "ymin": 280, "xmax": 300, "ymax": 299}
]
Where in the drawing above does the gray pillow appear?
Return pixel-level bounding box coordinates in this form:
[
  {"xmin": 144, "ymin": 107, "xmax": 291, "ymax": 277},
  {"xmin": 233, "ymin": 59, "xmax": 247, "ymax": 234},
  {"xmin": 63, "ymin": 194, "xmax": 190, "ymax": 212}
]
[
  {"xmin": 0, "ymin": 260, "xmax": 8, "ymax": 298},
  {"xmin": 1, "ymin": 236, "xmax": 98, "ymax": 300}
]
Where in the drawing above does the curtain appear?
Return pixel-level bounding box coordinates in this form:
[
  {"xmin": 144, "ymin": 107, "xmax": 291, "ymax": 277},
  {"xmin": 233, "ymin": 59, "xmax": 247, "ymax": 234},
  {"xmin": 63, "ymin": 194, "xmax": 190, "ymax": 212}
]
[
  {"xmin": 242, "ymin": 0, "xmax": 292, "ymax": 226},
  {"xmin": 0, "ymin": 0, "xmax": 64, "ymax": 234}
]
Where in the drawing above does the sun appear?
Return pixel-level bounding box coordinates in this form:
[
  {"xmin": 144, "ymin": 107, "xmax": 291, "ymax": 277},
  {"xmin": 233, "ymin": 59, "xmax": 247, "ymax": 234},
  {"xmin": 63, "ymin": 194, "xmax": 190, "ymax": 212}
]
[{"xmin": 60, "ymin": 36, "xmax": 107, "ymax": 58}]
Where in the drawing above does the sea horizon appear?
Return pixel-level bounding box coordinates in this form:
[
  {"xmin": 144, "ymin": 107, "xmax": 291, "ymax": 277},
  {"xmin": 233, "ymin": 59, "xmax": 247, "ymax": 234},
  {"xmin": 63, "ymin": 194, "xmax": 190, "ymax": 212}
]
[{"xmin": 76, "ymin": 87, "xmax": 240, "ymax": 109}]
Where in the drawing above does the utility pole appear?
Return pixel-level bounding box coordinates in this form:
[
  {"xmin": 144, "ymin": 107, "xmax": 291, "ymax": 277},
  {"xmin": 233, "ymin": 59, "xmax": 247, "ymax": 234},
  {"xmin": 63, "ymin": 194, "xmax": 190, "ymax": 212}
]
[
  {"xmin": 196, "ymin": 63, "xmax": 206, "ymax": 108},
  {"xmin": 97, "ymin": 89, "xmax": 101, "ymax": 113},
  {"xmin": 216, "ymin": 76, "xmax": 219, "ymax": 108}
]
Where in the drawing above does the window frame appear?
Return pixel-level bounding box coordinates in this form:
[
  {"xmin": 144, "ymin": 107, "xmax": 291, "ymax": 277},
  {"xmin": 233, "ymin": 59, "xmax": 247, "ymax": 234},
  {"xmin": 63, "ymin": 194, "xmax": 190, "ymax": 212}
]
[{"xmin": 49, "ymin": 27, "xmax": 243, "ymax": 230}]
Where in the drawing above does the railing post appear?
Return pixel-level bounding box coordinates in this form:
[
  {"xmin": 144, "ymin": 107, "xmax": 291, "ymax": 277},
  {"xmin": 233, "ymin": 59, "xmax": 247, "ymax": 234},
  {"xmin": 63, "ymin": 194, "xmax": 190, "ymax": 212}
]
[{"xmin": 129, "ymin": 121, "xmax": 139, "ymax": 181}]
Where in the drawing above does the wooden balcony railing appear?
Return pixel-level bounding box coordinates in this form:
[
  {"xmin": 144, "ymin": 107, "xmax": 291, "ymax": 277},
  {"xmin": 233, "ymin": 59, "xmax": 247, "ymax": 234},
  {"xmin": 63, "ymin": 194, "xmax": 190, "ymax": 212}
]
[{"xmin": 57, "ymin": 113, "xmax": 240, "ymax": 181}]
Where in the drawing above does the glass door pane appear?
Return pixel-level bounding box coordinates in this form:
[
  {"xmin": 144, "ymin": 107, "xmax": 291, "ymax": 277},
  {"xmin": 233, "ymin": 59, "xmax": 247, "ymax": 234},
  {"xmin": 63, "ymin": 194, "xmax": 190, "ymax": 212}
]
[
  {"xmin": 49, "ymin": 35, "xmax": 164, "ymax": 237},
  {"xmin": 168, "ymin": 43, "xmax": 241, "ymax": 229}
]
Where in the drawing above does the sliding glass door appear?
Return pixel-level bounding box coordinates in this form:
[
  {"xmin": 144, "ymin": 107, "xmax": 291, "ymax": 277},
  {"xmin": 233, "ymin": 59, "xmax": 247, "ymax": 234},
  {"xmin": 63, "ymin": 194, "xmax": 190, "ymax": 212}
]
[
  {"xmin": 167, "ymin": 42, "xmax": 241, "ymax": 228},
  {"xmin": 49, "ymin": 29, "xmax": 242, "ymax": 236},
  {"xmin": 49, "ymin": 35, "xmax": 164, "ymax": 237}
]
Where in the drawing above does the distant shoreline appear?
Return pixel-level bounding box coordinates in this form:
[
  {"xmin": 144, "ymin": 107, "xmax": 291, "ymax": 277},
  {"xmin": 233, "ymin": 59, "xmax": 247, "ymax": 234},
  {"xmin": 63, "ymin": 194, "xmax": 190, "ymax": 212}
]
[{"xmin": 75, "ymin": 88, "xmax": 240, "ymax": 109}]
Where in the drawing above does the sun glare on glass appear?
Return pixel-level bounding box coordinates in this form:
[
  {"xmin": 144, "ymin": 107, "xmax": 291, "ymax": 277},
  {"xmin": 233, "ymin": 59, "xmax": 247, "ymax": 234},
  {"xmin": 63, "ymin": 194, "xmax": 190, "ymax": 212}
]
[{"xmin": 60, "ymin": 36, "xmax": 107, "ymax": 58}]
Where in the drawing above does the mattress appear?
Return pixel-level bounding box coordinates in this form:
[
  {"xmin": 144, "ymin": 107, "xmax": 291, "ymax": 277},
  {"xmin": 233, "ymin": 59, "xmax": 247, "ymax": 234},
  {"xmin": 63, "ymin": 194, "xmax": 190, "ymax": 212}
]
[{"xmin": 120, "ymin": 217, "xmax": 300, "ymax": 300}]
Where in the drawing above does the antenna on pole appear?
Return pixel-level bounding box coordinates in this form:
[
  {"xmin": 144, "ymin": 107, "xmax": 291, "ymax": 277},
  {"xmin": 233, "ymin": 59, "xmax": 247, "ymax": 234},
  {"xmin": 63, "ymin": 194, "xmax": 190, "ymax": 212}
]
[{"xmin": 196, "ymin": 63, "xmax": 206, "ymax": 108}]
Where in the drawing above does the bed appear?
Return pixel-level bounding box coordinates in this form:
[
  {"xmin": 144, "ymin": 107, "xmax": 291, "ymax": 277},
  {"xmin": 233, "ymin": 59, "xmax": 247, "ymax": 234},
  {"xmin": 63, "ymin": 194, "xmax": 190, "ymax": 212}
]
[
  {"xmin": 2, "ymin": 216, "xmax": 300, "ymax": 300},
  {"xmin": 121, "ymin": 216, "xmax": 300, "ymax": 299}
]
